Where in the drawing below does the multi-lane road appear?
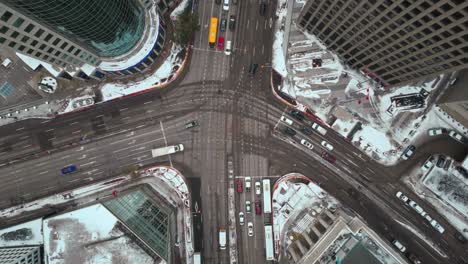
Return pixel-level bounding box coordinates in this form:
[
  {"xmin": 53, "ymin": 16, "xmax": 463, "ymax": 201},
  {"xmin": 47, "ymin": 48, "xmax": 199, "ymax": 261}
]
[{"xmin": 0, "ymin": 0, "xmax": 467, "ymax": 263}]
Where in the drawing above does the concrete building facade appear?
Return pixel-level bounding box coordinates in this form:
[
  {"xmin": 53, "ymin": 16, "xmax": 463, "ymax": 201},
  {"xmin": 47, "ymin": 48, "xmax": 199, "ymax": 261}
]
[
  {"xmin": 0, "ymin": 247, "xmax": 41, "ymax": 264},
  {"xmin": 297, "ymin": 0, "xmax": 468, "ymax": 87},
  {"xmin": 0, "ymin": 0, "xmax": 173, "ymax": 77}
]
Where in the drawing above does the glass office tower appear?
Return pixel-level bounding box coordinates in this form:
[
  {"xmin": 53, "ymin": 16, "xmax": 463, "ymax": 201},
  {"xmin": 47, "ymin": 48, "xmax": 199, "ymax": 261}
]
[{"xmin": 2, "ymin": 0, "xmax": 145, "ymax": 58}]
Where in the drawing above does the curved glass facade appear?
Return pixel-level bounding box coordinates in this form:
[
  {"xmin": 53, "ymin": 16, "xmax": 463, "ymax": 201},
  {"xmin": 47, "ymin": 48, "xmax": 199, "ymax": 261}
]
[{"xmin": 3, "ymin": 0, "xmax": 145, "ymax": 57}]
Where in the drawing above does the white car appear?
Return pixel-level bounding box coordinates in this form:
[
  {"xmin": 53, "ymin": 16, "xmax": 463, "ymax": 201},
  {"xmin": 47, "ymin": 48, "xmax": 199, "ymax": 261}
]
[
  {"xmin": 395, "ymin": 191, "xmax": 409, "ymax": 203},
  {"xmin": 224, "ymin": 40, "xmax": 232, "ymax": 55},
  {"xmin": 255, "ymin": 181, "xmax": 261, "ymax": 195},
  {"xmin": 449, "ymin": 130, "xmax": 463, "ymax": 142},
  {"xmin": 245, "ymin": 200, "xmax": 251, "ymax": 213},
  {"xmin": 300, "ymin": 139, "xmax": 313, "ymax": 149},
  {"xmin": 280, "ymin": 115, "xmax": 293, "ymax": 125},
  {"xmin": 247, "ymin": 222, "xmax": 254, "ymax": 236},
  {"xmin": 430, "ymin": 220, "xmax": 445, "ymax": 234},
  {"xmin": 428, "ymin": 128, "xmax": 445, "ymax": 136},
  {"xmin": 223, "ymin": 0, "xmax": 230, "ymax": 11},
  {"xmin": 424, "ymin": 214, "xmax": 432, "ymax": 223},
  {"xmin": 392, "ymin": 240, "xmax": 406, "ymax": 253},
  {"xmin": 239, "ymin": 212, "xmax": 244, "ymax": 225},
  {"xmin": 421, "ymin": 157, "xmax": 434, "ymax": 171},
  {"xmin": 321, "ymin": 141, "xmax": 333, "ymax": 151},
  {"xmin": 409, "ymin": 201, "xmax": 425, "ymax": 215}
]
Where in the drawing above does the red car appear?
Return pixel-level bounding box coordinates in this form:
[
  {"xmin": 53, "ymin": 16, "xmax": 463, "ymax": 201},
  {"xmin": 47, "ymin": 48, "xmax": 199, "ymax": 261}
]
[
  {"xmin": 236, "ymin": 179, "xmax": 243, "ymax": 193},
  {"xmin": 217, "ymin": 36, "xmax": 224, "ymax": 50},
  {"xmin": 255, "ymin": 200, "xmax": 262, "ymax": 215},
  {"xmin": 321, "ymin": 151, "xmax": 336, "ymax": 163}
]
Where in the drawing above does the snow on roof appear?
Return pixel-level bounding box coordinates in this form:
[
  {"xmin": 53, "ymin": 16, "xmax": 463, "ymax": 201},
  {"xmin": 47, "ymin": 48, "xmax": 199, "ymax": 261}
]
[
  {"xmin": 2, "ymin": 58, "xmax": 12, "ymax": 67},
  {"xmin": 98, "ymin": 7, "xmax": 160, "ymax": 72},
  {"xmin": 101, "ymin": 44, "xmax": 183, "ymax": 101},
  {"xmin": 463, "ymin": 156, "xmax": 468, "ymax": 170},
  {"xmin": 81, "ymin": 63, "xmax": 96, "ymax": 76},
  {"xmin": 0, "ymin": 218, "xmax": 43, "ymax": 247},
  {"xmin": 170, "ymin": 0, "xmax": 190, "ymax": 20},
  {"xmin": 353, "ymin": 125, "xmax": 392, "ymax": 152},
  {"xmin": 16, "ymin": 52, "xmax": 62, "ymax": 77},
  {"xmin": 272, "ymin": 31, "xmax": 288, "ymax": 77}
]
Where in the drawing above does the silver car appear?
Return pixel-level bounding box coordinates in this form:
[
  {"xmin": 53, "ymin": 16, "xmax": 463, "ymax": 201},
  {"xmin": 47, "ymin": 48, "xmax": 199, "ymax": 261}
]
[{"xmin": 248, "ymin": 222, "xmax": 254, "ymax": 236}]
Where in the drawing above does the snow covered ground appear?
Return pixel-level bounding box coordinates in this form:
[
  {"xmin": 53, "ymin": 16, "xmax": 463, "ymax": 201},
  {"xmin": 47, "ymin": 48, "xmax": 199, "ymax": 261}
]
[
  {"xmin": 0, "ymin": 218, "xmax": 43, "ymax": 247},
  {"xmin": 101, "ymin": 44, "xmax": 185, "ymax": 101},
  {"xmin": 43, "ymin": 204, "xmax": 154, "ymax": 264},
  {"xmin": 170, "ymin": 0, "xmax": 191, "ymax": 20}
]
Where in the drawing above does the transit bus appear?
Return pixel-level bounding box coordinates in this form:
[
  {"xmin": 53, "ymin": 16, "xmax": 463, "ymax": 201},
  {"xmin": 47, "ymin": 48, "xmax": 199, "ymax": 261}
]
[
  {"xmin": 262, "ymin": 179, "xmax": 271, "ymax": 214},
  {"xmin": 209, "ymin": 17, "xmax": 218, "ymax": 48},
  {"xmin": 264, "ymin": 225, "xmax": 275, "ymax": 261}
]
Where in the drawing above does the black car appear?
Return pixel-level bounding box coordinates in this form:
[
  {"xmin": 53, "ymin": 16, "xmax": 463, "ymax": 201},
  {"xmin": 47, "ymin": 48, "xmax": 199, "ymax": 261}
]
[
  {"xmin": 290, "ymin": 110, "xmax": 304, "ymax": 122},
  {"xmin": 283, "ymin": 127, "xmax": 296, "ymax": 137},
  {"xmin": 436, "ymin": 155, "xmax": 446, "ymax": 168},
  {"xmin": 301, "ymin": 127, "xmax": 313, "ymax": 135},
  {"xmin": 220, "ymin": 18, "xmax": 227, "ymax": 32},
  {"xmin": 248, "ymin": 63, "xmax": 258, "ymax": 75},
  {"xmin": 456, "ymin": 233, "xmax": 466, "ymax": 243},
  {"xmin": 185, "ymin": 121, "xmax": 199, "ymax": 129},
  {"xmin": 260, "ymin": 2, "xmax": 267, "ymax": 16},
  {"xmin": 229, "ymin": 15, "xmax": 236, "ymax": 31}
]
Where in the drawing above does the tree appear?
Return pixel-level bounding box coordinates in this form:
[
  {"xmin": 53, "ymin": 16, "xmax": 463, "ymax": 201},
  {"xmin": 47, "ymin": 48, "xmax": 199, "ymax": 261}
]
[{"xmin": 174, "ymin": 8, "xmax": 200, "ymax": 46}]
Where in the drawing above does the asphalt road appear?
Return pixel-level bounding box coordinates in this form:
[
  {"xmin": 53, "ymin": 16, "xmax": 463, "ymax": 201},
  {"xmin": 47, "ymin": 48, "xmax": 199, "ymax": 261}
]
[{"xmin": 0, "ymin": 0, "xmax": 467, "ymax": 264}]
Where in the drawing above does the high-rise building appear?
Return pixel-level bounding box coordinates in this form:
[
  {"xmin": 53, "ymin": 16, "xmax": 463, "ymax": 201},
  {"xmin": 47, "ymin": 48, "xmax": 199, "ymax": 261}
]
[
  {"xmin": 297, "ymin": 0, "xmax": 468, "ymax": 87},
  {"xmin": 0, "ymin": 0, "xmax": 172, "ymax": 77},
  {"xmin": 0, "ymin": 246, "xmax": 41, "ymax": 264}
]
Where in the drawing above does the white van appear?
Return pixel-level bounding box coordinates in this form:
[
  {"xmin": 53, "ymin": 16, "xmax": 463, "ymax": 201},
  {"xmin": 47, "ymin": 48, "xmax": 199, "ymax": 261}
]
[
  {"xmin": 224, "ymin": 40, "xmax": 232, "ymax": 55},
  {"xmin": 312, "ymin": 123, "xmax": 327, "ymax": 135},
  {"xmin": 223, "ymin": 0, "xmax": 229, "ymax": 11}
]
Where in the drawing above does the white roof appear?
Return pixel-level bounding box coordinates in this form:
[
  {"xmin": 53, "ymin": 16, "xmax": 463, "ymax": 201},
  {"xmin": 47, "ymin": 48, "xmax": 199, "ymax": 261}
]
[
  {"xmin": 81, "ymin": 63, "xmax": 96, "ymax": 76},
  {"xmin": 16, "ymin": 52, "xmax": 62, "ymax": 77},
  {"xmin": 2, "ymin": 58, "xmax": 12, "ymax": 67},
  {"xmin": 462, "ymin": 155, "xmax": 468, "ymax": 170}
]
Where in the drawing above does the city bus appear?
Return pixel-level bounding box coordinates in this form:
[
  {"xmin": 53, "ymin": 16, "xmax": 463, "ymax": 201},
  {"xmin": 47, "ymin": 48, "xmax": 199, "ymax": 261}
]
[
  {"xmin": 209, "ymin": 17, "xmax": 218, "ymax": 48},
  {"xmin": 262, "ymin": 179, "xmax": 271, "ymax": 214},
  {"xmin": 264, "ymin": 225, "xmax": 275, "ymax": 261}
]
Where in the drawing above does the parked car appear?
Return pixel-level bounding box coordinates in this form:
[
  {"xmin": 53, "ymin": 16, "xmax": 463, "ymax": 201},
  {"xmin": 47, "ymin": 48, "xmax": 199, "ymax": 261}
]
[
  {"xmin": 259, "ymin": 1, "xmax": 267, "ymax": 15},
  {"xmin": 245, "ymin": 200, "xmax": 251, "ymax": 213},
  {"xmin": 248, "ymin": 222, "xmax": 254, "ymax": 236},
  {"xmin": 430, "ymin": 220, "xmax": 445, "ymax": 233},
  {"xmin": 395, "ymin": 191, "xmax": 409, "ymax": 203},
  {"xmin": 245, "ymin": 177, "xmax": 251, "ymax": 191},
  {"xmin": 239, "ymin": 212, "xmax": 244, "ymax": 225},
  {"xmin": 185, "ymin": 120, "xmax": 199, "ymax": 129},
  {"xmin": 424, "ymin": 214, "xmax": 432, "ymax": 223},
  {"xmin": 421, "ymin": 156, "xmax": 434, "ymax": 171},
  {"xmin": 236, "ymin": 179, "xmax": 243, "ymax": 193},
  {"xmin": 408, "ymin": 254, "xmax": 422, "ymax": 264},
  {"xmin": 223, "ymin": 0, "xmax": 230, "ymax": 11},
  {"xmin": 290, "ymin": 110, "xmax": 304, "ymax": 122},
  {"xmin": 449, "ymin": 130, "xmax": 463, "ymax": 142},
  {"xmin": 255, "ymin": 181, "xmax": 261, "ymax": 195},
  {"xmin": 248, "ymin": 63, "xmax": 258, "ymax": 75},
  {"xmin": 428, "ymin": 128, "xmax": 446, "ymax": 136},
  {"xmin": 217, "ymin": 36, "xmax": 224, "ymax": 50},
  {"xmin": 436, "ymin": 155, "xmax": 446, "ymax": 168},
  {"xmin": 321, "ymin": 141, "xmax": 334, "ymax": 151},
  {"xmin": 280, "ymin": 115, "xmax": 293, "ymax": 125},
  {"xmin": 321, "ymin": 151, "xmax": 336, "ymax": 163},
  {"xmin": 301, "ymin": 127, "xmax": 313, "ymax": 135},
  {"xmin": 224, "ymin": 40, "xmax": 232, "ymax": 55},
  {"xmin": 300, "ymin": 139, "xmax": 313, "ymax": 149},
  {"xmin": 229, "ymin": 15, "xmax": 236, "ymax": 31},
  {"xmin": 311, "ymin": 123, "xmax": 327, "ymax": 135},
  {"xmin": 283, "ymin": 127, "xmax": 296, "ymax": 137},
  {"xmin": 255, "ymin": 200, "xmax": 262, "ymax": 215},
  {"xmin": 220, "ymin": 18, "xmax": 227, "ymax": 32},
  {"xmin": 61, "ymin": 165, "xmax": 77, "ymax": 174},
  {"xmin": 401, "ymin": 145, "xmax": 416, "ymax": 160},
  {"xmin": 409, "ymin": 201, "xmax": 425, "ymax": 215},
  {"xmin": 455, "ymin": 233, "xmax": 466, "ymax": 243},
  {"xmin": 392, "ymin": 240, "xmax": 406, "ymax": 253}
]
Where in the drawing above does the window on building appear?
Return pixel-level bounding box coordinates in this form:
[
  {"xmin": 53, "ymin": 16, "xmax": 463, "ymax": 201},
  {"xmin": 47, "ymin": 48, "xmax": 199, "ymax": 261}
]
[
  {"xmin": 74, "ymin": 49, "xmax": 81, "ymax": 56},
  {"xmin": 8, "ymin": 41, "xmax": 16, "ymax": 48},
  {"xmin": 13, "ymin": 18, "xmax": 24, "ymax": 28},
  {"xmin": 60, "ymin": 42, "xmax": 68, "ymax": 49},
  {"xmin": 24, "ymin": 23, "xmax": 35, "ymax": 33},
  {"xmin": 21, "ymin": 36, "xmax": 29, "ymax": 43},
  {"xmin": 36, "ymin": 52, "xmax": 42, "ymax": 57},
  {"xmin": 27, "ymin": 49, "xmax": 34, "ymax": 54},
  {"xmin": 0, "ymin": 11, "xmax": 13, "ymax": 22},
  {"xmin": 0, "ymin": 26, "xmax": 9, "ymax": 34},
  {"xmin": 52, "ymin": 38, "xmax": 61, "ymax": 46},
  {"xmin": 30, "ymin": 40, "xmax": 38, "ymax": 47},
  {"xmin": 44, "ymin": 34, "xmax": 53, "ymax": 42},
  {"xmin": 10, "ymin": 31, "xmax": 19, "ymax": 39},
  {"xmin": 67, "ymin": 46, "xmax": 75, "ymax": 53},
  {"xmin": 0, "ymin": 37, "xmax": 6, "ymax": 44},
  {"xmin": 34, "ymin": 29, "xmax": 44, "ymax": 38},
  {"xmin": 39, "ymin": 44, "xmax": 46, "ymax": 50},
  {"xmin": 18, "ymin": 45, "xmax": 25, "ymax": 51},
  {"xmin": 43, "ymin": 54, "xmax": 49, "ymax": 60}
]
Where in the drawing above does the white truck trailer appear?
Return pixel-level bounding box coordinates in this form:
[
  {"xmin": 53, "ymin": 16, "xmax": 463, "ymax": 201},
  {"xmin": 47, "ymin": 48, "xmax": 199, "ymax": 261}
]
[{"xmin": 151, "ymin": 144, "xmax": 184, "ymax": 158}]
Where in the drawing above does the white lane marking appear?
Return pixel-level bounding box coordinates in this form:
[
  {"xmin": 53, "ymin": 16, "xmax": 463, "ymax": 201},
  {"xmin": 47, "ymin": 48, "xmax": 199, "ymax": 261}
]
[
  {"xmin": 16, "ymin": 127, "xmax": 25, "ymax": 131},
  {"xmin": 120, "ymin": 108, "xmax": 128, "ymax": 111},
  {"xmin": 144, "ymin": 101, "xmax": 152, "ymax": 105},
  {"xmin": 79, "ymin": 161, "xmax": 96, "ymax": 167},
  {"xmin": 22, "ymin": 144, "xmax": 32, "ymax": 148},
  {"xmin": 160, "ymin": 120, "xmax": 172, "ymax": 167},
  {"xmin": 69, "ymin": 121, "xmax": 79, "ymax": 126},
  {"xmin": 72, "ymin": 130, "xmax": 81, "ymax": 134},
  {"xmin": 41, "ymin": 120, "xmax": 50, "ymax": 124},
  {"xmin": 95, "ymin": 115, "xmax": 104, "ymax": 118},
  {"xmin": 256, "ymin": 20, "xmax": 258, "ymax": 30},
  {"xmin": 39, "ymin": 170, "xmax": 49, "ymax": 175},
  {"xmin": 247, "ymin": 20, "xmax": 249, "ymax": 29},
  {"xmin": 45, "ymin": 128, "xmax": 54, "ymax": 132}
]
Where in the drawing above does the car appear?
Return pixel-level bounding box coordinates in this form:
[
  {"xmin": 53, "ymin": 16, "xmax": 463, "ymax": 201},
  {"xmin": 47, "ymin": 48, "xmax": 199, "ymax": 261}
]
[
  {"xmin": 395, "ymin": 191, "xmax": 409, "ymax": 203},
  {"xmin": 280, "ymin": 115, "xmax": 293, "ymax": 125},
  {"xmin": 449, "ymin": 130, "xmax": 463, "ymax": 142},
  {"xmin": 409, "ymin": 201, "xmax": 425, "ymax": 215},
  {"xmin": 245, "ymin": 177, "xmax": 251, "ymax": 191},
  {"xmin": 259, "ymin": 1, "xmax": 267, "ymax": 15},
  {"xmin": 301, "ymin": 127, "xmax": 313, "ymax": 135},
  {"xmin": 255, "ymin": 181, "xmax": 261, "ymax": 195},
  {"xmin": 424, "ymin": 214, "xmax": 432, "ymax": 222},
  {"xmin": 428, "ymin": 128, "xmax": 446, "ymax": 136},
  {"xmin": 224, "ymin": 40, "xmax": 232, "ymax": 55},
  {"xmin": 312, "ymin": 123, "xmax": 327, "ymax": 135},
  {"xmin": 290, "ymin": 110, "xmax": 304, "ymax": 122},
  {"xmin": 401, "ymin": 145, "xmax": 416, "ymax": 160},
  {"xmin": 245, "ymin": 200, "xmax": 251, "ymax": 213},
  {"xmin": 215, "ymin": 0, "xmax": 221, "ymax": 4},
  {"xmin": 223, "ymin": 0, "xmax": 230, "ymax": 11},
  {"xmin": 436, "ymin": 155, "xmax": 446, "ymax": 168},
  {"xmin": 430, "ymin": 220, "xmax": 445, "ymax": 233},
  {"xmin": 247, "ymin": 222, "xmax": 254, "ymax": 236},
  {"xmin": 408, "ymin": 254, "xmax": 422, "ymax": 264},
  {"xmin": 321, "ymin": 141, "xmax": 334, "ymax": 151},
  {"xmin": 255, "ymin": 200, "xmax": 262, "ymax": 215},
  {"xmin": 300, "ymin": 139, "xmax": 314, "ymax": 149},
  {"xmin": 61, "ymin": 165, "xmax": 77, "ymax": 174},
  {"xmin": 449, "ymin": 77, "xmax": 457, "ymax": 86},
  {"xmin": 455, "ymin": 233, "xmax": 466, "ymax": 243},
  {"xmin": 392, "ymin": 240, "xmax": 406, "ymax": 253},
  {"xmin": 239, "ymin": 212, "xmax": 245, "ymax": 225},
  {"xmin": 185, "ymin": 120, "xmax": 199, "ymax": 129},
  {"xmin": 283, "ymin": 127, "xmax": 296, "ymax": 137},
  {"xmin": 229, "ymin": 15, "xmax": 236, "ymax": 31},
  {"xmin": 321, "ymin": 151, "xmax": 336, "ymax": 163},
  {"xmin": 236, "ymin": 179, "xmax": 243, "ymax": 193},
  {"xmin": 217, "ymin": 36, "xmax": 224, "ymax": 50},
  {"xmin": 248, "ymin": 63, "xmax": 258, "ymax": 75},
  {"xmin": 421, "ymin": 156, "xmax": 434, "ymax": 171},
  {"xmin": 220, "ymin": 18, "xmax": 227, "ymax": 32}
]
